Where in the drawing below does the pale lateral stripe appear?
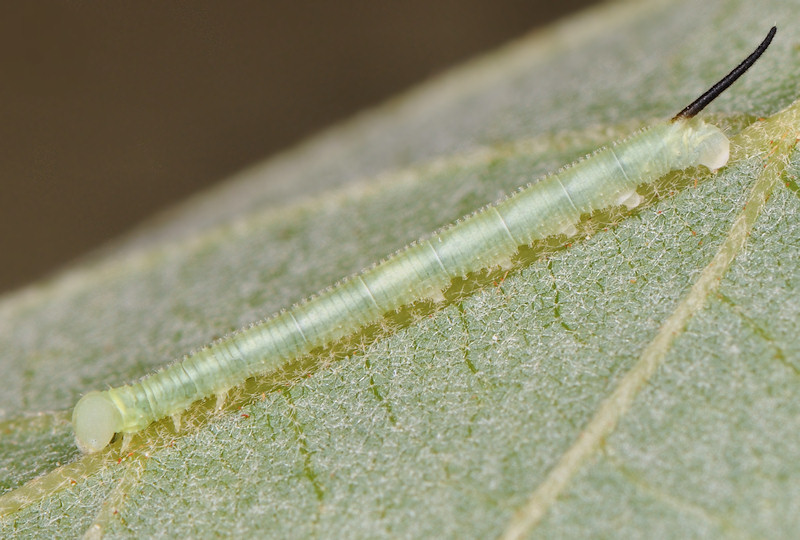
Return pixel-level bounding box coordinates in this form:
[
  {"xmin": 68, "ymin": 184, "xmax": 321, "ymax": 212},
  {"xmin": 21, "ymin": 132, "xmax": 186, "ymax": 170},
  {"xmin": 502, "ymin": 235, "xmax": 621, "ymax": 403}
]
[
  {"xmin": 491, "ymin": 207, "xmax": 520, "ymax": 246},
  {"xmin": 609, "ymin": 146, "xmax": 632, "ymax": 184},
  {"xmin": 357, "ymin": 275, "xmax": 381, "ymax": 311},
  {"xmin": 426, "ymin": 240, "xmax": 449, "ymax": 275},
  {"xmin": 554, "ymin": 177, "xmax": 580, "ymax": 215},
  {"xmin": 288, "ymin": 312, "xmax": 309, "ymax": 345}
]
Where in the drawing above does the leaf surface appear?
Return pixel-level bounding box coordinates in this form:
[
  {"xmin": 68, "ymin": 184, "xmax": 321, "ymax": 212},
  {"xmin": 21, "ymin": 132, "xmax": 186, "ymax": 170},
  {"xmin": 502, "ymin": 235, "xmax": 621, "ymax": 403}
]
[{"xmin": 1, "ymin": 0, "xmax": 799, "ymax": 537}]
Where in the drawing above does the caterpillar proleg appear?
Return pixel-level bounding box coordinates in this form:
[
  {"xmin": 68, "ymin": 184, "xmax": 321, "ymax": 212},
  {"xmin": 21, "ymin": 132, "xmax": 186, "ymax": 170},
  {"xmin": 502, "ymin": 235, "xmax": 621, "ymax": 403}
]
[{"xmin": 72, "ymin": 27, "xmax": 776, "ymax": 453}]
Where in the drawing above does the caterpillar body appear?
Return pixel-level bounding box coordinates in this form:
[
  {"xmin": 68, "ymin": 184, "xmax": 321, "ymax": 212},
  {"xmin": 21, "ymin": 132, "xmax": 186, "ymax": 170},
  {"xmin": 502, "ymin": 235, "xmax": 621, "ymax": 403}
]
[{"xmin": 72, "ymin": 28, "xmax": 776, "ymax": 453}]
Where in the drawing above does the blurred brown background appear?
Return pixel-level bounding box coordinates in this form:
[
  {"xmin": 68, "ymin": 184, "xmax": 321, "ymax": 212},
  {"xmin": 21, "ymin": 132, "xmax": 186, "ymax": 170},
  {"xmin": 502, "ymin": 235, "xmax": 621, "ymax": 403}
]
[{"xmin": 0, "ymin": 1, "xmax": 600, "ymax": 295}]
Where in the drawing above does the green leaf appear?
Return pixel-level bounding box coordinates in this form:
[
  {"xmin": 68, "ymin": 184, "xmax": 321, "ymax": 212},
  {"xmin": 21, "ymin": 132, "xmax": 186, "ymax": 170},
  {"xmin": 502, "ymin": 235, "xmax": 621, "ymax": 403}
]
[{"xmin": 2, "ymin": 1, "xmax": 799, "ymax": 537}]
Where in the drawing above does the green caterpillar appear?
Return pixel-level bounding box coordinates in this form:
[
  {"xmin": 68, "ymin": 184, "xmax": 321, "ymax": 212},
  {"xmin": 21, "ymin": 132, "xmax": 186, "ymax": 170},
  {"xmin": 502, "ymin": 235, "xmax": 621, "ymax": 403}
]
[{"xmin": 72, "ymin": 27, "xmax": 776, "ymax": 453}]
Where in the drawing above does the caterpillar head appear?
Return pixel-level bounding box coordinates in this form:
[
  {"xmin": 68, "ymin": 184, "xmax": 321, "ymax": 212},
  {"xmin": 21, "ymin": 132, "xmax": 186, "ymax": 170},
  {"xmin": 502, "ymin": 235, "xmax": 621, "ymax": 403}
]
[{"xmin": 72, "ymin": 391, "xmax": 123, "ymax": 453}]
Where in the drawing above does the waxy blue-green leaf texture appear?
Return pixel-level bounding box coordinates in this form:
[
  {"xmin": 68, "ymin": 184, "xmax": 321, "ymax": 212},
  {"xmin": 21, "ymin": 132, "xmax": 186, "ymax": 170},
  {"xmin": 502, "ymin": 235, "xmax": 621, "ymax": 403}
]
[{"xmin": 2, "ymin": 0, "xmax": 800, "ymax": 537}]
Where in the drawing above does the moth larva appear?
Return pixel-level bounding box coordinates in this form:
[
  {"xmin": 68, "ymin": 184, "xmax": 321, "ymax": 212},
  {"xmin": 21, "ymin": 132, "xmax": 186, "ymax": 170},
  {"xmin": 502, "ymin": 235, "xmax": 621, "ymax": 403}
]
[{"xmin": 72, "ymin": 27, "xmax": 776, "ymax": 453}]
